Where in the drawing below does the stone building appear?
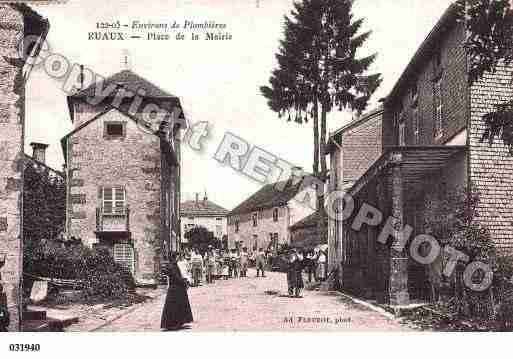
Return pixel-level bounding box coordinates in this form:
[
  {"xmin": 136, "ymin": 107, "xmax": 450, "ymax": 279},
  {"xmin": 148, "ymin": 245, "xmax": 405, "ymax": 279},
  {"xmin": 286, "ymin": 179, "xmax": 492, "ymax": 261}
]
[
  {"xmin": 0, "ymin": 3, "xmax": 49, "ymax": 331},
  {"xmin": 227, "ymin": 169, "xmax": 315, "ymax": 252},
  {"xmin": 180, "ymin": 193, "xmax": 229, "ymax": 244},
  {"xmin": 61, "ymin": 69, "xmax": 185, "ymax": 286},
  {"xmin": 326, "ymin": 3, "xmax": 513, "ymax": 306}
]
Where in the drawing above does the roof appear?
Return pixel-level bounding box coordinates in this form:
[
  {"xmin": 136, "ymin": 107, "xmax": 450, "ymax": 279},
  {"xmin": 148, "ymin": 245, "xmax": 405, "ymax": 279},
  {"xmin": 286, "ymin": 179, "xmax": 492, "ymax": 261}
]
[
  {"xmin": 181, "ymin": 199, "xmax": 229, "ymax": 217},
  {"xmin": 70, "ymin": 69, "xmax": 178, "ymax": 99},
  {"xmin": 326, "ymin": 106, "xmax": 384, "ymax": 154},
  {"xmin": 24, "ymin": 154, "xmax": 64, "ymax": 179},
  {"xmin": 66, "ymin": 69, "xmax": 184, "ymax": 125},
  {"xmin": 385, "ymin": 3, "xmax": 459, "ymax": 106},
  {"xmin": 348, "ymin": 145, "xmax": 468, "ymax": 197},
  {"xmin": 290, "ymin": 211, "xmax": 322, "ymax": 231},
  {"xmin": 229, "ymin": 178, "xmax": 307, "ymax": 216}
]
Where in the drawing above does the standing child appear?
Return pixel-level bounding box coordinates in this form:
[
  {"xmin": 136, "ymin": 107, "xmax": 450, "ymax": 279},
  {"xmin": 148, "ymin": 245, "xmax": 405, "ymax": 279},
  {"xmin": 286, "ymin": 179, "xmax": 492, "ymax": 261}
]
[
  {"xmin": 255, "ymin": 248, "xmax": 266, "ymax": 278},
  {"xmin": 240, "ymin": 247, "xmax": 249, "ymax": 277},
  {"xmin": 190, "ymin": 250, "xmax": 204, "ymax": 287}
]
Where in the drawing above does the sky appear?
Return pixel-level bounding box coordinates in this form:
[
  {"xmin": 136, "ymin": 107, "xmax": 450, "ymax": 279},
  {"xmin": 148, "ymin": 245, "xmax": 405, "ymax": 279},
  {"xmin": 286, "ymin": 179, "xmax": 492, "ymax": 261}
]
[{"xmin": 28, "ymin": 0, "xmax": 453, "ymax": 210}]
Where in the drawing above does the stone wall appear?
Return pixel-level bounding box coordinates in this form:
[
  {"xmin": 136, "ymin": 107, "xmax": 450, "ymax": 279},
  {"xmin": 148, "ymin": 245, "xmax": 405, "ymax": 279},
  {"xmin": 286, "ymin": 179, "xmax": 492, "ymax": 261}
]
[{"xmin": 0, "ymin": 5, "xmax": 24, "ymax": 332}]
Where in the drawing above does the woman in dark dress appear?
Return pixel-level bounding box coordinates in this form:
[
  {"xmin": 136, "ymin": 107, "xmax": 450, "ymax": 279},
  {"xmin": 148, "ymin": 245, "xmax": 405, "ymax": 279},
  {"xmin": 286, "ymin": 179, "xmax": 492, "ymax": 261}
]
[
  {"xmin": 286, "ymin": 249, "xmax": 305, "ymax": 298},
  {"xmin": 161, "ymin": 253, "xmax": 194, "ymax": 330}
]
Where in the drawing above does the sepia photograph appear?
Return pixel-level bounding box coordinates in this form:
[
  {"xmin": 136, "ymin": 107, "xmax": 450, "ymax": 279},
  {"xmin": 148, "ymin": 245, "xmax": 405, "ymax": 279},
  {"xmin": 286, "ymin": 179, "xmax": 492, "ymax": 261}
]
[{"xmin": 0, "ymin": 0, "xmax": 513, "ymax": 353}]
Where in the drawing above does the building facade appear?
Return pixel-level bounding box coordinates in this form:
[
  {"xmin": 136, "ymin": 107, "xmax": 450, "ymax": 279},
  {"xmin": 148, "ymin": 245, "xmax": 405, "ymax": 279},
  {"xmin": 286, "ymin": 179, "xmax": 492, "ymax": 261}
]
[
  {"xmin": 180, "ymin": 193, "xmax": 229, "ymax": 244},
  {"xmin": 228, "ymin": 172, "xmax": 315, "ymax": 253},
  {"xmin": 0, "ymin": 3, "xmax": 49, "ymax": 331},
  {"xmin": 327, "ymin": 4, "xmax": 513, "ymax": 306},
  {"xmin": 61, "ymin": 69, "xmax": 185, "ymax": 286}
]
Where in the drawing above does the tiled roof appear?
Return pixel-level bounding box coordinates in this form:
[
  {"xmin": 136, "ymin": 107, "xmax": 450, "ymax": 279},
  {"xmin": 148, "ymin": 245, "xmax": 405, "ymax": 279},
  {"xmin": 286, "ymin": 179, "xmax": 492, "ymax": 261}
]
[
  {"xmin": 290, "ymin": 211, "xmax": 327, "ymax": 231},
  {"xmin": 71, "ymin": 69, "xmax": 178, "ymax": 99},
  {"xmin": 229, "ymin": 179, "xmax": 306, "ymax": 216},
  {"xmin": 181, "ymin": 199, "xmax": 229, "ymax": 217}
]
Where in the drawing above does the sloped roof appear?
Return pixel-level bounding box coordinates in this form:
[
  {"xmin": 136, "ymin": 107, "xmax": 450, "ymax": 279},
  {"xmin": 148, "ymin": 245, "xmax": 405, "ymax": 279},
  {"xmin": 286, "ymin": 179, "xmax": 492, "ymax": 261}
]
[
  {"xmin": 71, "ymin": 69, "xmax": 178, "ymax": 99},
  {"xmin": 289, "ymin": 211, "xmax": 328, "ymax": 231},
  {"xmin": 181, "ymin": 199, "xmax": 229, "ymax": 217},
  {"xmin": 229, "ymin": 179, "xmax": 307, "ymax": 216},
  {"xmin": 66, "ymin": 69, "xmax": 184, "ymax": 125},
  {"xmin": 290, "ymin": 212, "xmax": 319, "ymax": 230}
]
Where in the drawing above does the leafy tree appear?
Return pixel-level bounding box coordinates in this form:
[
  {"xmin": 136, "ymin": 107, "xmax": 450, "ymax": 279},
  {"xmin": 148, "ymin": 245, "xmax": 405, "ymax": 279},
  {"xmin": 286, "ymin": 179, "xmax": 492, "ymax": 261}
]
[
  {"xmin": 260, "ymin": 0, "xmax": 381, "ymax": 241},
  {"xmin": 184, "ymin": 226, "xmax": 220, "ymax": 255}
]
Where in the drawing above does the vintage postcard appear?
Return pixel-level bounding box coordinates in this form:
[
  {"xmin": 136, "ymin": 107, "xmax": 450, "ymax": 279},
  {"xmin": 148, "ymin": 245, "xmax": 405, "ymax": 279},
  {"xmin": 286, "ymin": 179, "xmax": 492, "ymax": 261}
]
[{"xmin": 0, "ymin": 0, "xmax": 513, "ymax": 352}]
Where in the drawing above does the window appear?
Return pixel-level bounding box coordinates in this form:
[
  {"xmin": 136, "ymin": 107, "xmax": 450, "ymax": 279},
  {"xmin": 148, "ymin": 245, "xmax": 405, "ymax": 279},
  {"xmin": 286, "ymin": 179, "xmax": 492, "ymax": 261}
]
[
  {"xmin": 413, "ymin": 107, "xmax": 420, "ymax": 144},
  {"xmin": 216, "ymin": 217, "xmax": 223, "ymax": 221},
  {"xmin": 165, "ymin": 191, "xmax": 169, "ymax": 225},
  {"xmin": 398, "ymin": 120, "xmax": 406, "ymax": 146},
  {"xmin": 104, "ymin": 122, "xmax": 125, "ymax": 138},
  {"xmin": 102, "ymin": 186, "xmax": 126, "ymax": 215},
  {"xmin": 434, "ymin": 78, "xmax": 443, "ymax": 138},
  {"xmin": 435, "ymin": 49, "xmax": 442, "ymax": 69},
  {"xmin": 411, "ymin": 82, "xmax": 418, "ymax": 104},
  {"xmin": 252, "ymin": 212, "xmax": 258, "ymax": 227},
  {"xmin": 216, "ymin": 225, "xmax": 223, "ymax": 238},
  {"xmin": 235, "ymin": 219, "xmax": 240, "ymax": 233},
  {"xmin": 272, "ymin": 208, "xmax": 279, "ymax": 222}
]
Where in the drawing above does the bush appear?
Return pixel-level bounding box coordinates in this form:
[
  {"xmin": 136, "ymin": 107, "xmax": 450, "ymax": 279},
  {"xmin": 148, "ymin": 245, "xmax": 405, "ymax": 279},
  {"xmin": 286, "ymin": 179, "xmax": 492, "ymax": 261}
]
[{"xmin": 24, "ymin": 240, "xmax": 135, "ymax": 300}]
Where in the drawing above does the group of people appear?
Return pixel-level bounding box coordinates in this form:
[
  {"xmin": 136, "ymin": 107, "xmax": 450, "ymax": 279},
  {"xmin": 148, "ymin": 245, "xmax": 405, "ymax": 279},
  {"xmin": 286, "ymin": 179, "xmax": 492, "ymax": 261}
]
[
  {"xmin": 160, "ymin": 246, "xmax": 328, "ymax": 330},
  {"xmin": 174, "ymin": 246, "xmax": 269, "ymax": 287},
  {"xmin": 284, "ymin": 248, "xmax": 328, "ymax": 298},
  {"xmin": 160, "ymin": 247, "xmax": 268, "ymax": 331}
]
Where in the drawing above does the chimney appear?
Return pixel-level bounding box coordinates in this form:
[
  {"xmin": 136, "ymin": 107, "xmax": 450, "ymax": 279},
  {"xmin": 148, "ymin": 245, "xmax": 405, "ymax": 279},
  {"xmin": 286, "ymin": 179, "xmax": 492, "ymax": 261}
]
[
  {"xmin": 203, "ymin": 190, "xmax": 208, "ymax": 205},
  {"xmin": 195, "ymin": 193, "xmax": 199, "ymax": 205},
  {"xmin": 30, "ymin": 142, "xmax": 49, "ymax": 164}
]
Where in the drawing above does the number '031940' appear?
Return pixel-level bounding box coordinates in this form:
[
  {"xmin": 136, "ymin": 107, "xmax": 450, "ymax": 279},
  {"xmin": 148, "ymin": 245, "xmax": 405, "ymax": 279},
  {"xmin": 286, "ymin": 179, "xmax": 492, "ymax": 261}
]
[{"xmin": 9, "ymin": 344, "xmax": 41, "ymax": 352}]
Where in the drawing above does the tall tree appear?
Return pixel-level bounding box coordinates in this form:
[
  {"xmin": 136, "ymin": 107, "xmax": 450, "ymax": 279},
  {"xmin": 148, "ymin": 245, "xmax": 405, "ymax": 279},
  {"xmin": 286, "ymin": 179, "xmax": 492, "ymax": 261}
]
[
  {"xmin": 260, "ymin": 0, "xmax": 381, "ymax": 238},
  {"xmin": 455, "ymin": 0, "xmax": 513, "ymax": 151}
]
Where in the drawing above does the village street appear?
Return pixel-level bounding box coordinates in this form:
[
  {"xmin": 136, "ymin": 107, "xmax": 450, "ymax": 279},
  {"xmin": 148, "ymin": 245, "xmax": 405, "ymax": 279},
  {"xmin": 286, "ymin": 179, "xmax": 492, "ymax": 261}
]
[{"xmin": 82, "ymin": 269, "xmax": 411, "ymax": 332}]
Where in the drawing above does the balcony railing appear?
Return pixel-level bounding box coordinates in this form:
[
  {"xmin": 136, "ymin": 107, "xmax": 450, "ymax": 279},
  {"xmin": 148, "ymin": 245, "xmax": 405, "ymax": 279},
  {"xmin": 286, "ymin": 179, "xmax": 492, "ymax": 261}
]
[{"xmin": 96, "ymin": 206, "xmax": 130, "ymax": 233}]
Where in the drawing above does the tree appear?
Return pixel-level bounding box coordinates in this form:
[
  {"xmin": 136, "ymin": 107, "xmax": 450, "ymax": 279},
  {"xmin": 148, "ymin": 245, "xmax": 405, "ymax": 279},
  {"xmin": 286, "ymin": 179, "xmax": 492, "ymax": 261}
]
[
  {"xmin": 23, "ymin": 162, "xmax": 66, "ymax": 244},
  {"xmin": 455, "ymin": 0, "xmax": 513, "ymax": 151},
  {"xmin": 260, "ymin": 0, "xmax": 381, "ymax": 240},
  {"xmin": 184, "ymin": 226, "xmax": 220, "ymax": 255}
]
